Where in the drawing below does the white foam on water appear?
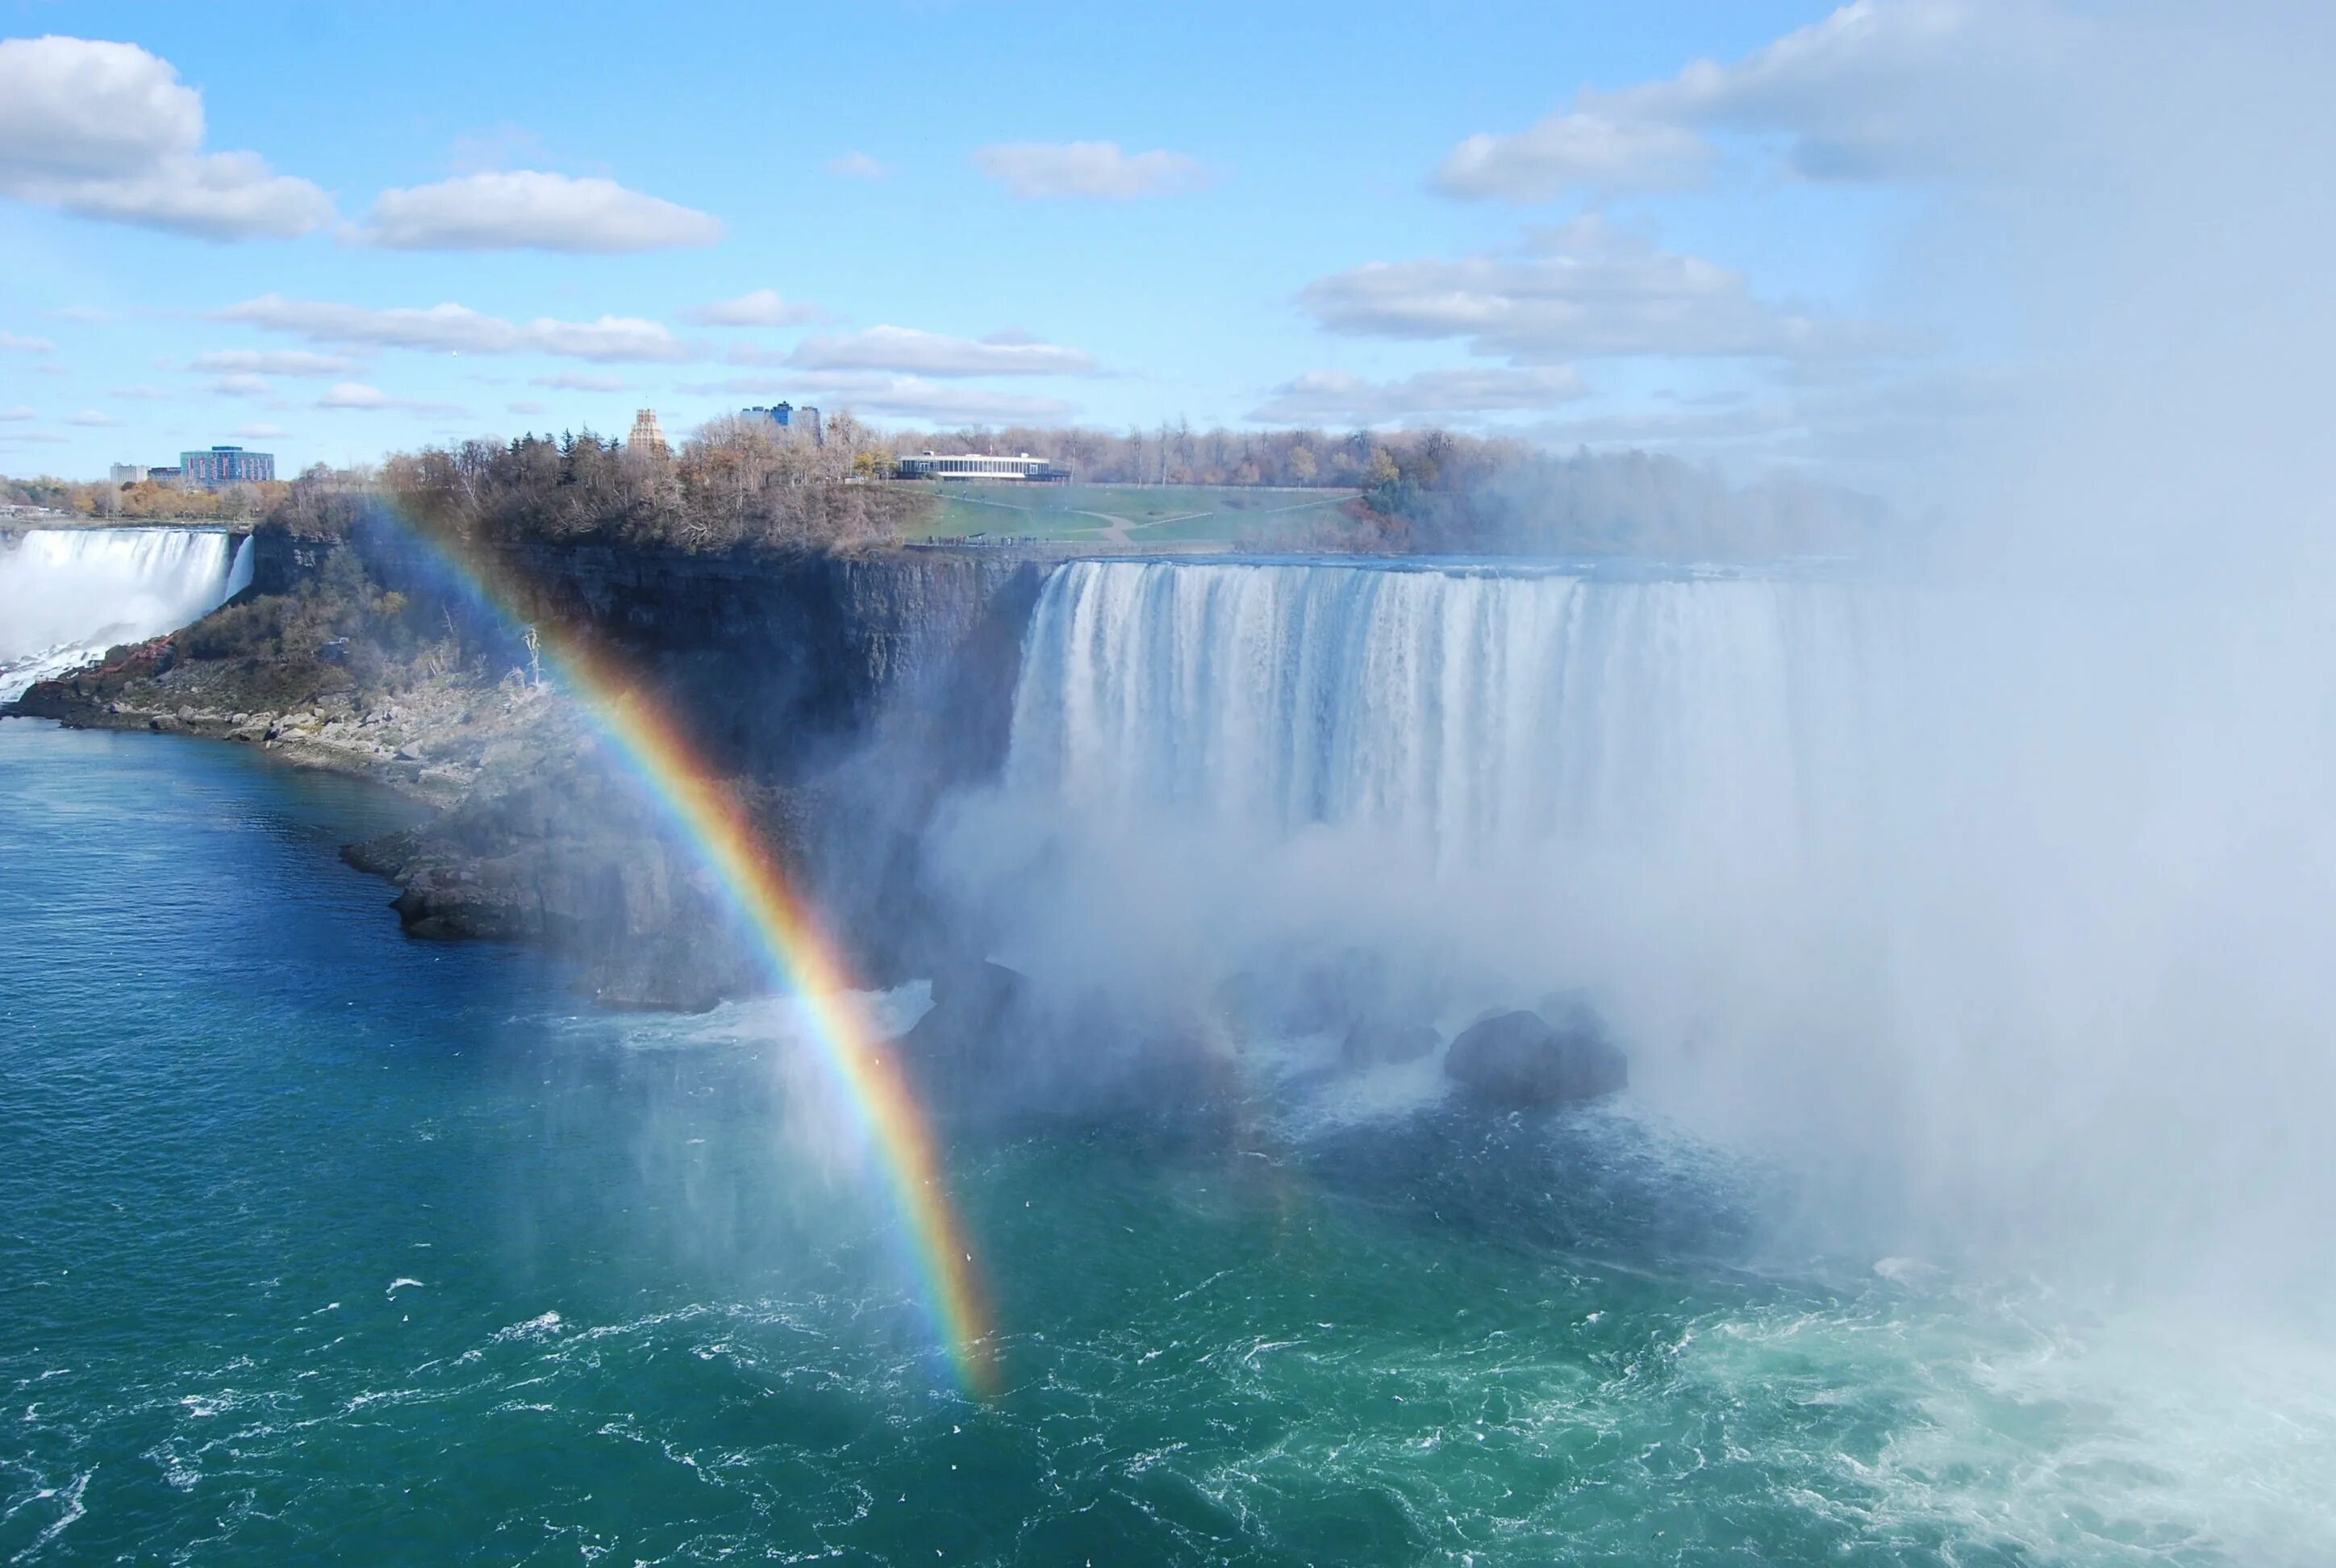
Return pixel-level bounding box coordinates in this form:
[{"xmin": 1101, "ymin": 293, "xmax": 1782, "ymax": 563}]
[{"xmin": 0, "ymin": 527, "xmax": 248, "ymax": 700}]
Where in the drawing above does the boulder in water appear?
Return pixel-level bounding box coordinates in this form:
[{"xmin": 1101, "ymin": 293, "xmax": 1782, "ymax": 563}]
[
  {"xmin": 1444, "ymin": 1007, "xmax": 1626, "ymax": 1108},
  {"xmin": 1341, "ymin": 1019, "xmax": 1441, "ymax": 1067}
]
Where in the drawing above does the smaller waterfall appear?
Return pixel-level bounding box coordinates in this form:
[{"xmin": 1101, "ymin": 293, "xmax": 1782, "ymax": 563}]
[{"xmin": 0, "ymin": 527, "xmax": 250, "ymax": 701}]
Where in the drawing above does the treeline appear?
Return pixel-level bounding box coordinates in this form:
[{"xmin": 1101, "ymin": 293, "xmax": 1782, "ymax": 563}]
[
  {"xmin": 887, "ymin": 423, "xmax": 1887, "ymax": 557},
  {"xmin": 372, "ymin": 411, "xmax": 925, "ymax": 553},
  {"xmin": 1356, "ymin": 440, "xmax": 1889, "ymax": 559},
  {"xmin": 2, "ymin": 473, "xmax": 286, "ymax": 519},
  {"xmin": 883, "ymin": 423, "xmax": 1410, "ymax": 489}
]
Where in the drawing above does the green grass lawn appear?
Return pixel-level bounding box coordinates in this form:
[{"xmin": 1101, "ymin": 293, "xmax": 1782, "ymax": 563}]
[{"xmin": 897, "ymin": 482, "xmax": 1358, "ymax": 546}]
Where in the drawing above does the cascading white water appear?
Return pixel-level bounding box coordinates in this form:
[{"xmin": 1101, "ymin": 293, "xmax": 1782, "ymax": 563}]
[
  {"xmin": 0, "ymin": 528, "xmax": 251, "ymax": 701},
  {"xmin": 962, "ymin": 555, "xmax": 2336, "ymax": 1291},
  {"xmin": 1007, "ymin": 557, "xmax": 1897, "ymax": 872}
]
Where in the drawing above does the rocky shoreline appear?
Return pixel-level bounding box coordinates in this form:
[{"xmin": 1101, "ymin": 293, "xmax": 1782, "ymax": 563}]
[
  {"xmin": 6, "ymin": 634, "xmax": 534, "ymax": 804},
  {"xmin": 4, "ymin": 536, "xmax": 1046, "ymax": 1011}
]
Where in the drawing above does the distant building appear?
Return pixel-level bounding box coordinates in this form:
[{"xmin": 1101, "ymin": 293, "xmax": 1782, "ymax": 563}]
[
  {"xmin": 147, "ymin": 465, "xmax": 184, "ymax": 483},
  {"xmin": 740, "ymin": 402, "xmax": 822, "ymax": 446},
  {"xmin": 180, "ymin": 446, "xmax": 275, "ymax": 487},
  {"xmin": 628, "ymin": 408, "xmax": 669, "ymax": 456},
  {"xmin": 895, "ymin": 451, "xmax": 1070, "ymax": 483},
  {"xmin": 109, "ymin": 463, "xmax": 149, "ymax": 485}
]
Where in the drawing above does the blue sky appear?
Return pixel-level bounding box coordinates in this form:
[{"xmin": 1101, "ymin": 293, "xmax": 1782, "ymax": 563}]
[{"xmin": 2, "ymin": 0, "xmax": 1998, "ymax": 482}]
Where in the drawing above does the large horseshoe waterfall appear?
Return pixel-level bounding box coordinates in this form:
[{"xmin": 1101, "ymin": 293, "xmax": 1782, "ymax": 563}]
[
  {"xmin": 1004, "ymin": 557, "xmax": 1892, "ymax": 864},
  {"xmin": 0, "ymin": 527, "xmax": 252, "ymax": 700},
  {"xmin": 971, "ymin": 556, "xmax": 2336, "ymax": 1297}
]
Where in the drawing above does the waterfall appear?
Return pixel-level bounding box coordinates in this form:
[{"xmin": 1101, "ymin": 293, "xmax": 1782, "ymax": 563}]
[
  {"xmin": 961, "ymin": 555, "xmax": 2336, "ymax": 1277},
  {"xmin": 1004, "ymin": 557, "xmax": 1895, "ymax": 872},
  {"xmin": 0, "ymin": 527, "xmax": 249, "ymax": 701}
]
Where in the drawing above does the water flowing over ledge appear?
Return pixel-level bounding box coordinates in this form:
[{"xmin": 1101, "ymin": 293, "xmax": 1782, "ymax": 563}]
[{"xmin": 0, "ymin": 527, "xmax": 251, "ymax": 701}]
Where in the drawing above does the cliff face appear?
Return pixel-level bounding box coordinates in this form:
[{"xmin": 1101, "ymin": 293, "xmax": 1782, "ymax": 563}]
[
  {"xmin": 335, "ymin": 536, "xmax": 1053, "ymax": 1003},
  {"xmin": 325, "ymin": 525, "xmax": 1045, "ymax": 777},
  {"xmin": 23, "ymin": 529, "xmax": 1055, "ymax": 1007}
]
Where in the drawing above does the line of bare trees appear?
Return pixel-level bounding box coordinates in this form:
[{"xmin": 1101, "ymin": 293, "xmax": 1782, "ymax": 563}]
[
  {"xmin": 377, "ymin": 410, "xmax": 927, "ymax": 553},
  {"xmin": 881, "ymin": 422, "xmax": 1452, "ymax": 490}
]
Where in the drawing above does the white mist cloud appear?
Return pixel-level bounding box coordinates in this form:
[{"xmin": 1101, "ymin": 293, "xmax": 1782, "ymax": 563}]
[
  {"xmin": 188, "ymin": 348, "xmax": 360, "ymax": 377},
  {"xmin": 972, "ymin": 140, "xmax": 1208, "ymax": 200},
  {"xmin": 1249, "ymin": 365, "xmax": 1589, "ymax": 424},
  {"xmin": 1437, "ymin": 0, "xmax": 2060, "ymax": 202},
  {"xmin": 788, "ymin": 325, "xmax": 1099, "ymax": 377},
  {"xmin": 352, "ymin": 170, "xmax": 724, "ymax": 252},
  {"xmin": 682, "ymin": 290, "xmax": 826, "ymax": 327},
  {"xmin": 317, "ymin": 381, "xmax": 467, "ymax": 415},
  {"xmin": 826, "ymin": 151, "xmax": 891, "ymax": 181},
  {"xmin": 0, "ymin": 35, "xmax": 332, "ymax": 237},
  {"xmin": 682, "ymin": 371, "xmax": 1074, "ymax": 423},
  {"xmin": 1301, "ymin": 217, "xmax": 1860, "ymax": 364},
  {"xmin": 215, "ymin": 294, "xmax": 693, "ymax": 363},
  {"xmin": 530, "ymin": 370, "xmax": 629, "ymax": 392},
  {"xmin": 1, "ymin": 332, "xmax": 56, "ymax": 354}
]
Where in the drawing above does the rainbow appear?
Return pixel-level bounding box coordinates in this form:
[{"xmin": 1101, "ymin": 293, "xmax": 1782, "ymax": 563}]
[{"xmin": 383, "ymin": 515, "xmax": 997, "ymax": 1395}]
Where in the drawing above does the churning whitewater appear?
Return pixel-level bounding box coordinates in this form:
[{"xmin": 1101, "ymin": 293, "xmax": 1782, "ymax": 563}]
[{"xmin": 0, "ymin": 527, "xmax": 252, "ymax": 701}]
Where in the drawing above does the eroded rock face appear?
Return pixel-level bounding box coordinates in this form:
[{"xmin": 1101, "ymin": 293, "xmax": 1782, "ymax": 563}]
[
  {"xmin": 340, "ymin": 757, "xmax": 790, "ymax": 1011},
  {"xmin": 1443, "ymin": 1008, "xmax": 1627, "ymax": 1108}
]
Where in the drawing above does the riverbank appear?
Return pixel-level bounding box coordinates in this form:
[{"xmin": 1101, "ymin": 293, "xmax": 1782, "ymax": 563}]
[{"xmin": 4, "ymin": 530, "xmax": 1050, "ymax": 1007}]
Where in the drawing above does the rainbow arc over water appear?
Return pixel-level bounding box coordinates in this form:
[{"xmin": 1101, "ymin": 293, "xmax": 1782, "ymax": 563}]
[{"xmin": 382, "ymin": 514, "xmax": 996, "ymax": 1394}]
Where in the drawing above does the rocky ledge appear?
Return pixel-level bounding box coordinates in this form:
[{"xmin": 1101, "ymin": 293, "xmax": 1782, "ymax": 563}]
[{"xmin": 6, "ymin": 636, "xmax": 561, "ymax": 806}]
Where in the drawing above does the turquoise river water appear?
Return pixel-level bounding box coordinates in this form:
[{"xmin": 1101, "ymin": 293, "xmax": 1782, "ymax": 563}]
[{"xmin": 2, "ymin": 720, "xmax": 2331, "ymax": 1565}]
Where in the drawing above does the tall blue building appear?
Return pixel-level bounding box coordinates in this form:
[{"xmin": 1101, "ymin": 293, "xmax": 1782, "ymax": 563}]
[
  {"xmin": 180, "ymin": 445, "xmax": 276, "ymax": 486},
  {"xmin": 739, "ymin": 402, "xmax": 822, "ymax": 446}
]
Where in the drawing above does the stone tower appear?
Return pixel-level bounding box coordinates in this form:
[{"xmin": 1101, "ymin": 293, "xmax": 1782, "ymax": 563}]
[{"xmin": 628, "ymin": 408, "xmax": 669, "ymax": 456}]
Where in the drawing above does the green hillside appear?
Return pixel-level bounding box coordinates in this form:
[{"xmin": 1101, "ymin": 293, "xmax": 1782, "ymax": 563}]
[{"xmin": 898, "ymin": 482, "xmax": 1358, "ymax": 546}]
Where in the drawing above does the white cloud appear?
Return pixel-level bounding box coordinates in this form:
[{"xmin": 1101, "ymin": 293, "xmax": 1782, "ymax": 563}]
[
  {"xmin": 826, "ymin": 152, "xmax": 890, "ymax": 181},
  {"xmin": 352, "ymin": 170, "xmax": 723, "ymax": 252},
  {"xmin": 318, "ymin": 381, "xmax": 468, "ymax": 415},
  {"xmin": 1434, "ymin": 0, "xmax": 2040, "ymax": 200},
  {"xmin": 216, "ymin": 294, "xmax": 692, "ymax": 362},
  {"xmin": 682, "ymin": 290, "xmax": 826, "ymax": 327},
  {"xmin": 231, "ymin": 422, "xmax": 290, "ymax": 440},
  {"xmin": 681, "ymin": 372, "xmax": 1075, "ymax": 423},
  {"xmin": 788, "ymin": 324, "xmax": 1098, "ymax": 377},
  {"xmin": 65, "ymin": 408, "xmax": 112, "ymax": 426},
  {"xmin": 1299, "ymin": 218, "xmax": 1854, "ymax": 363},
  {"xmin": 1440, "ymin": 114, "xmax": 1711, "ymax": 201},
  {"xmin": 1249, "ymin": 365, "xmax": 1589, "ymax": 424},
  {"xmin": 972, "ymin": 140, "xmax": 1208, "ymax": 200},
  {"xmin": 507, "ymin": 399, "xmax": 548, "ymax": 416},
  {"xmin": 0, "ymin": 36, "xmax": 332, "ymax": 237},
  {"xmin": 189, "ymin": 348, "xmax": 360, "ymax": 377},
  {"xmin": 530, "ymin": 370, "xmax": 628, "ymax": 392},
  {"xmin": 0, "ymin": 406, "xmax": 35, "ymax": 421},
  {"xmin": 2, "ymin": 332, "xmax": 55, "ymax": 353},
  {"xmin": 111, "ymin": 385, "xmax": 170, "ymax": 400},
  {"xmin": 207, "ymin": 374, "xmax": 273, "ymax": 398},
  {"xmin": 51, "ymin": 306, "xmax": 112, "ymax": 323}
]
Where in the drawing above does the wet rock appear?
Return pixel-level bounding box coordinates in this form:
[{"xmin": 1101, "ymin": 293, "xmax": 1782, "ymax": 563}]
[
  {"xmin": 1341, "ymin": 1019, "xmax": 1441, "ymax": 1067},
  {"xmin": 1444, "ymin": 1007, "xmax": 1627, "ymax": 1109}
]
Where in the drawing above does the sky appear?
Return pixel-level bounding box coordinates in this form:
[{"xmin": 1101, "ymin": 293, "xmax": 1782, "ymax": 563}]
[{"xmin": 0, "ymin": 2, "xmax": 2091, "ymax": 485}]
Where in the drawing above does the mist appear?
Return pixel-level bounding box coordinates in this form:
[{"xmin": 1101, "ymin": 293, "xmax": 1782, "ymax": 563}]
[{"xmin": 907, "ymin": 0, "xmax": 2336, "ymax": 1316}]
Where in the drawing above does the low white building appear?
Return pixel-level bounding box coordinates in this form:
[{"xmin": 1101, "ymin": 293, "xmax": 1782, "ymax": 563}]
[{"xmin": 895, "ymin": 451, "xmax": 1069, "ymax": 482}]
